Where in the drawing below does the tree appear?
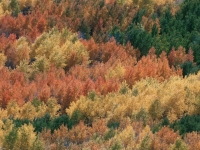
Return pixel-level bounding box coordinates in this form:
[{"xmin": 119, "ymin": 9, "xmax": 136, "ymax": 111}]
[{"xmin": 169, "ymin": 138, "xmax": 188, "ymax": 150}]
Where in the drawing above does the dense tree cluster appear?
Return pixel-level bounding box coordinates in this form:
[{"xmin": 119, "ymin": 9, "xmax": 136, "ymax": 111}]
[{"xmin": 0, "ymin": 0, "xmax": 200, "ymax": 149}]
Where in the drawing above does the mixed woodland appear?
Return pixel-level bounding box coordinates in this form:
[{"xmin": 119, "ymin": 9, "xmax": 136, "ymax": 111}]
[{"xmin": 1, "ymin": 0, "xmax": 200, "ymax": 149}]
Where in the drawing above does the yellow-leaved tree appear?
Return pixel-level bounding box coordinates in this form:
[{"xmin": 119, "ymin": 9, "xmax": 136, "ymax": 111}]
[
  {"xmin": 15, "ymin": 37, "xmax": 31, "ymax": 66},
  {"xmin": 13, "ymin": 124, "xmax": 37, "ymax": 150},
  {"xmin": 136, "ymin": 125, "xmax": 153, "ymax": 150},
  {"xmin": 46, "ymin": 98, "xmax": 61, "ymax": 119},
  {"xmin": 110, "ymin": 125, "xmax": 136, "ymax": 149},
  {"xmin": 31, "ymin": 28, "xmax": 89, "ymax": 71},
  {"xmin": 18, "ymin": 102, "xmax": 37, "ymax": 120},
  {"xmin": 105, "ymin": 63, "xmax": 125, "ymax": 81},
  {"xmin": 0, "ymin": 0, "xmax": 12, "ymax": 17},
  {"xmin": 16, "ymin": 28, "xmax": 89, "ymax": 79},
  {"xmin": 169, "ymin": 138, "xmax": 188, "ymax": 150},
  {"xmin": 0, "ymin": 53, "xmax": 6, "ymax": 69},
  {"xmin": 5, "ymin": 98, "xmax": 60, "ymax": 121},
  {"xmin": 17, "ymin": 28, "xmax": 89, "ymax": 78},
  {"xmin": 1, "ymin": 119, "xmax": 15, "ymax": 149},
  {"xmin": 0, "ymin": 120, "xmax": 5, "ymax": 147},
  {"xmin": 6, "ymin": 101, "xmax": 21, "ymax": 119}
]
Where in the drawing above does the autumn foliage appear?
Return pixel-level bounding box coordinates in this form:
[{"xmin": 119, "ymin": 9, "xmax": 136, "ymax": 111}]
[{"xmin": 0, "ymin": 0, "xmax": 200, "ymax": 149}]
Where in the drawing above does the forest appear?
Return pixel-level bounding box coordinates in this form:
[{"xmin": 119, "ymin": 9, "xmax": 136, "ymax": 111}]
[{"xmin": 0, "ymin": 0, "xmax": 200, "ymax": 149}]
